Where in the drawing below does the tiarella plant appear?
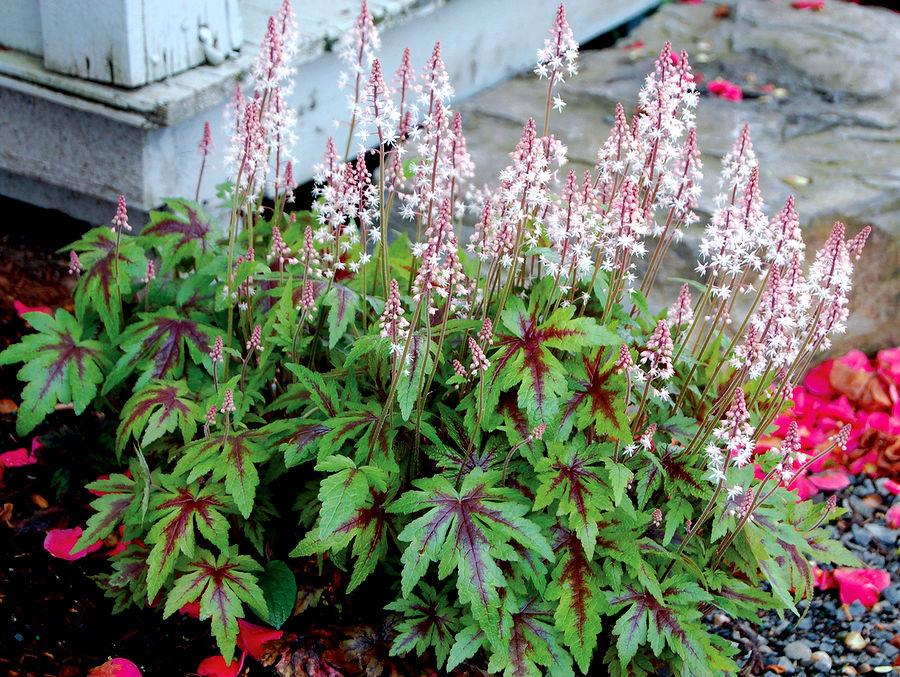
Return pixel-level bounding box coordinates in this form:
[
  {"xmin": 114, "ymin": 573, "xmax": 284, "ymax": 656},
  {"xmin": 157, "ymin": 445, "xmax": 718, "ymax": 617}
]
[{"xmin": 1, "ymin": 2, "xmax": 871, "ymax": 674}]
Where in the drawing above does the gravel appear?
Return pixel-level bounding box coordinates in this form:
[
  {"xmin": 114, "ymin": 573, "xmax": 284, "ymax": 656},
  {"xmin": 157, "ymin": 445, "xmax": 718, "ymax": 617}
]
[{"xmin": 711, "ymin": 474, "xmax": 899, "ymax": 675}]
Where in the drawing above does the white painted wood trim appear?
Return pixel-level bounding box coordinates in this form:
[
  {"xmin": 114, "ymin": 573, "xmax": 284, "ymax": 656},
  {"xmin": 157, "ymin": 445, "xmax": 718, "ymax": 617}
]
[
  {"xmin": 38, "ymin": 0, "xmax": 243, "ymax": 88},
  {"xmin": 0, "ymin": 0, "xmax": 43, "ymax": 55}
]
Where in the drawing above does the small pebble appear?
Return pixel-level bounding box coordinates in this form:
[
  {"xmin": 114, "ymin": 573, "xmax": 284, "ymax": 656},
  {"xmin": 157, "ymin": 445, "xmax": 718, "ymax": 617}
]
[
  {"xmin": 810, "ymin": 650, "xmax": 833, "ymax": 672},
  {"xmin": 784, "ymin": 640, "xmax": 812, "ymax": 663},
  {"xmin": 845, "ymin": 631, "xmax": 868, "ymax": 651},
  {"xmin": 776, "ymin": 656, "xmax": 796, "ymax": 674},
  {"xmin": 841, "ymin": 666, "xmax": 858, "ymax": 676},
  {"xmin": 866, "ymin": 523, "xmax": 898, "ymax": 546},
  {"xmin": 852, "ymin": 523, "xmax": 873, "ymax": 547}
]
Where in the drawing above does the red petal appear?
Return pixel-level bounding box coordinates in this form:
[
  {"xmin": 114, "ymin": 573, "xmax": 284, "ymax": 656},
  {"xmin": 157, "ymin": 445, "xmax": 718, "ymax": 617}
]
[
  {"xmin": 87, "ymin": 657, "xmax": 142, "ymax": 677},
  {"xmin": 43, "ymin": 527, "xmax": 103, "ymax": 561},
  {"xmin": 885, "ymin": 479, "xmax": 900, "ymax": 495},
  {"xmin": 804, "ymin": 360, "xmax": 835, "ymax": 395},
  {"xmin": 808, "ymin": 470, "xmax": 850, "ymax": 491},
  {"xmin": 833, "ymin": 568, "xmax": 890, "ymax": 607},
  {"xmin": 197, "ymin": 655, "xmax": 244, "ymax": 677},
  {"xmin": 790, "ymin": 475, "xmax": 821, "ymax": 500},
  {"xmin": 791, "ymin": 0, "xmax": 825, "ymax": 8},
  {"xmin": 237, "ymin": 619, "xmax": 283, "ymax": 660},
  {"xmin": 886, "ymin": 505, "xmax": 900, "ymax": 530},
  {"xmin": 813, "ymin": 565, "xmax": 836, "ymax": 590},
  {"xmin": 180, "ymin": 601, "xmax": 202, "ymax": 618},
  {"xmin": 13, "ymin": 300, "xmax": 52, "ymax": 319},
  {"xmin": 0, "ymin": 447, "xmax": 37, "ymax": 468}
]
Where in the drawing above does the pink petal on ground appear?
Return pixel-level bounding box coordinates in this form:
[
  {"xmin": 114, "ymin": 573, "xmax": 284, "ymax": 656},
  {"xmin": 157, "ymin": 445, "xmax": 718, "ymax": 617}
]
[
  {"xmin": 237, "ymin": 619, "xmax": 284, "ymax": 660},
  {"xmin": 885, "ymin": 479, "xmax": 900, "ymax": 495},
  {"xmin": 30, "ymin": 437, "xmax": 44, "ymax": 453},
  {"xmin": 43, "ymin": 527, "xmax": 103, "ymax": 561},
  {"xmin": 838, "ymin": 349, "xmax": 875, "ymax": 373},
  {"xmin": 180, "ymin": 601, "xmax": 202, "ymax": 618},
  {"xmin": 886, "ymin": 505, "xmax": 900, "ymax": 530},
  {"xmin": 88, "ymin": 658, "xmax": 142, "ymax": 677},
  {"xmin": 848, "ymin": 450, "xmax": 877, "ymax": 475},
  {"xmin": 833, "ymin": 568, "xmax": 890, "ymax": 607},
  {"xmin": 804, "ymin": 360, "xmax": 835, "ymax": 396},
  {"xmin": 876, "ymin": 347, "xmax": 900, "ymax": 385},
  {"xmin": 13, "ymin": 300, "xmax": 52, "ymax": 319},
  {"xmin": 197, "ymin": 654, "xmax": 245, "ymax": 677},
  {"xmin": 791, "ymin": 0, "xmax": 825, "ymax": 8},
  {"xmin": 707, "ymin": 79, "xmax": 743, "ymax": 101},
  {"xmin": 0, "ymin": 447, "xmax": 37, "ymax": 467},
  {"xmin": 790, "ymin": 475, "xmax": 821, "ymax": 500},
  {"xmin": 808, "ymin": 470, "xmax": 850, "ymax": 491},
  {"xmin": 813, "ymin": 565, "xmax": 836, "ymax": 590}
]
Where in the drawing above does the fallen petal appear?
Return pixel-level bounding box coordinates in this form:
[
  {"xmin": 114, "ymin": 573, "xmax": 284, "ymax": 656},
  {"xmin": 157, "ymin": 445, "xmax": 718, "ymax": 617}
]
[
  {"xmin": 808, "ymin": 470, "xmax": 850, "ymax": 491},
  {"xmin": 886, "ymin": 505, "xmax": 900, "ymax": 530},
  {"xmin": 44, "ymin": 527, "xmax": 103, "ymax": 561},
  {"xmin": 885, "ymin": 479, "xmax": 900, "ymax": 495},
  {"xmin": 197, "ymin": 654, "xmax": 244, "ymax": 677},
  {"xmin": 0, "ymin": 447, "xmax": 37, "ymax": 468},
  {"xmin": 833, "ymin": 567, "xmax": 890, "ymax": 607},
  {"xmin": 180, "ymin": 601, "xmax": 202, "ymax": 618},
  {"xmin": 237, "ymin": 618, "xmax": 283, "ymax": 660},
  {"xmin": 87, "ymin": 657, "xmax": 142, "ymax": 677},
  {"xmin": 13, "ymin": 300, "xmax": 52, "ymax": 319}
]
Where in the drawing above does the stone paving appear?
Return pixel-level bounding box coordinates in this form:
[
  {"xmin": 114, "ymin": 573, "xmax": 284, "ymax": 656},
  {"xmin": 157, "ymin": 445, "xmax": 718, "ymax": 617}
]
[{"xmin": 458, "ymin": 0, "xmax": 899, "ymax": 355}]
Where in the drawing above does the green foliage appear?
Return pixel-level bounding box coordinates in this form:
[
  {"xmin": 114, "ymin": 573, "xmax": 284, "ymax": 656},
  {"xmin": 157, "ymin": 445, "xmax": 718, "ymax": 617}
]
[{"xmin": 3, "ymin": 200, "xmax": 855, "ymax": 672}]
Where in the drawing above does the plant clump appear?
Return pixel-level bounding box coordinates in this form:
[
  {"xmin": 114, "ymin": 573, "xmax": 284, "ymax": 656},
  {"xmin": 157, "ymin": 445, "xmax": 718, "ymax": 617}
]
[{"xmin": 0, "ymin": 2, "xmax": 870, "ymax": 674}]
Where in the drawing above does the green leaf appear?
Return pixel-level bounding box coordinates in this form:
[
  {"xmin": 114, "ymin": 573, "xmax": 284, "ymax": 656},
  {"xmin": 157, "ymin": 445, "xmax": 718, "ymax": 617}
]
[
  {"xmin": 105, "ymin": 307, "xmax": 217, "ymax": 393},
  {"xmin": 603, "ymin": 459, "xmax": 634, "ymax": 508},
  {"xmin": 116, "ymin": 380, "xmax": 198, "ymax": 453},
  {"xmin": 162, "ymin": 546, "xmax": 266, "ymax": 662},
  {"xmin": 534, "ymin": 441, "xmax": 612, "ymax": 559},
  {"xmin": 559, "ymin": 350, "xmax": 631, "ymax": 442},
  {"xmin": 386, "ymin": 582, "xmax": 459, "ymax": 668},
  {"xmin": 140, "ymin": 199, "xmax": 211, "ymax": 270},
  {"xmin": 488, "ymin": 597, "xmax": 574, "ymax": 677},
  {"xmin": 258, "ymin": 560, "xmax": 297, "ymax": 629},
  {"xmin": 391, "ymin": 470, "xmax": 552, "ymax": 643},
  {"xmin": 68, "ymin": 227, "xmax": 147, "ymax": 336},
  {"xmin": 324, "ymin": 284, "xmax": 359, "ymax": 348},
  {"xmin": 492, "ymin": 298, "xmax": 619, "ymax": 423},
  {"xmin": 173, "ymin": 429, "xmax": 271, "ymax": 518},
  {"xmin": 75, "ymin": 472, "xmax": 142, "ymax": 550},
  {"xmin": 145, "ymin": 479, "xmax": 232, "ymax": 600},
  {"xmin": 0, "ymin": 309, "xmax": 108, "ymax": 435},
  {"xmin": 315, "ymin": 455, "xmax": 387, "ymax": 540},
  {"xmin": 547, "ymin": 528, "xmax": 605, "ymax": 673}
]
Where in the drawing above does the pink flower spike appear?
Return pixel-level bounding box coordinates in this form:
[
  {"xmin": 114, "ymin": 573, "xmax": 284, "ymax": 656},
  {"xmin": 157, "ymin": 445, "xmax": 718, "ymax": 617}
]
[
  {"xmin": 199, "ymin": 121, "xmax": 214, "ymax": 157},
  {"xmin": 886, "ymin": 504, "xmax": 900, "ymax": 530},
  {"xmin": 44, "ymin": 527, "xmax": 103, "ymax": 561},
  {"xmin": 237, "ymin": 619, "xmax": 284, "ymax": 660},
  {"xmin": 87, "ymin": 657, "xmax": 142, "ymax": 677},
  {"xmin": 111, "ymin": 195, "xmax": 131, "ymax": 232},
  {"xmin": 807, "ymin": 470, "xmax": 850, "ymax": 492},
  {"xmin": 832, "ymin": 567, "xmax": 890, "ymax": 608},
  {"xmin": 196, "ymin": 654, "xmax": 245, "ymax": 677}
]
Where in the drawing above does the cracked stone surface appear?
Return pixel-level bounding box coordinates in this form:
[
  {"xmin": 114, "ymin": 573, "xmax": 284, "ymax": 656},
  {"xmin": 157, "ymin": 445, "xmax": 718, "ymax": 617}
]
[{"xmin": 458, "ymin": 0, "xmax": 899, "ymax": 355}]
